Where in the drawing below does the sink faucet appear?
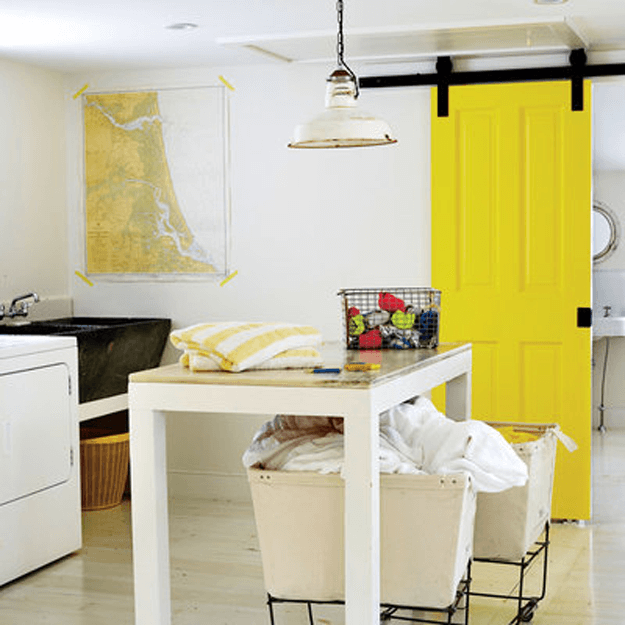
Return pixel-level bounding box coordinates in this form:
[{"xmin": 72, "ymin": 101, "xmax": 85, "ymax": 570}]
[
  {"xmin": 603, "ymin": 305, "xmax": 612, "ymax": 318},
  {"xmin": 6, "ymin": 292, "xmax": 39, "ymax": 318}
]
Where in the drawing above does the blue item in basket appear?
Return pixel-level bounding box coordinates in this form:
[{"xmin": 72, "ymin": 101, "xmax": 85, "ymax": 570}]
[
  {"xmin": 390, "ymin": 336, "xmax": 412, "ymax": 349},
  {"xmin": 419, "ymin": 309, "xmax": 439, "ymax": 342}
]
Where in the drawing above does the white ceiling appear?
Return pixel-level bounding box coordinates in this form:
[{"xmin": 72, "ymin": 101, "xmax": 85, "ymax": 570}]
[
  {"xmin": 219, "ymin": 19, "xmax": 588, "ymax": 66},
  {"xmin": 2, "ymin": 0, "xmax": 625, "ymax": 74}
]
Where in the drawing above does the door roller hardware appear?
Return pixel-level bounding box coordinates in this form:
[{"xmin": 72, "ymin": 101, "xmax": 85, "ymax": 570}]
[{"xmin": 359, "ymin": 49, "xmax": 625, "ymax": 116}]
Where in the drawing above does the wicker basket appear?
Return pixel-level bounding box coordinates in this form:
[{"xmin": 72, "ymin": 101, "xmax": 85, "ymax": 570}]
[
  {"xmin": 80, "ymin": 428, "xmax": 130, "ymax": 511},
  {"xmin": 338, "ymin": 287, "xmax": 441, "ymax": 349}
]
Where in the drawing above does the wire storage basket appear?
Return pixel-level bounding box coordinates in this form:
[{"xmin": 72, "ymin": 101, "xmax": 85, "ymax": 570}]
[{"xmin": 338, "ymin": 288, "xmax": 441, "ymax": 350}]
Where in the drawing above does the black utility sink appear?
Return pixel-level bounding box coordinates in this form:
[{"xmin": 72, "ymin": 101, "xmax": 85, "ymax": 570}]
[{"xmin": 0, "ymin": 317, "xmax": 171, "ymax": 403}]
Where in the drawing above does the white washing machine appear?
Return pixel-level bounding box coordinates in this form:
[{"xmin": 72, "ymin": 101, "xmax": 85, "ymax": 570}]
[{"xmin": 0, "ymin": 335, "xmax": 81, "ymax": 586}]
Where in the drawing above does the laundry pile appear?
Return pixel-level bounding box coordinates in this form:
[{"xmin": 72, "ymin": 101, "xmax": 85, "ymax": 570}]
[{"xmin": 243, "ymin": 397, "xmax": 529, "ymax": 493}]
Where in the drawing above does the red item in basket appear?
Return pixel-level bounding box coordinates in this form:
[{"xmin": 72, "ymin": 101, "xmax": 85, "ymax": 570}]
[
  {"xmin": 359, "ymin": 329, "xmax": 382, "ymax": 349},
  {"xmin": 378, "ymin": 292, "xmax": 406, "ymax": 312},
  {"xmin": 347, "ymin": 306, "xmax": 360, "ymax": 317}
]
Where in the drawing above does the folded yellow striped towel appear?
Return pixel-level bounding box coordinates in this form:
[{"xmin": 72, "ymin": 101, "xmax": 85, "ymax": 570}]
[
  {"xmin": 180, "ymin": 347, "xmax": 323, "ymax": 372},
  {"xmin": 170, "ymin": 322, "xmax": 323, "ymax": 372}
]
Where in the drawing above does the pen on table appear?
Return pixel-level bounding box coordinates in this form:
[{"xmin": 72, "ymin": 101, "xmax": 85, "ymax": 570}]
[
  {"xmin": 310, "ymin": 367, "xmax": 342, "ymax": 374},
  {"xmin": 344, "ymin": 363, "xmax": 381, "ymax": 371}
]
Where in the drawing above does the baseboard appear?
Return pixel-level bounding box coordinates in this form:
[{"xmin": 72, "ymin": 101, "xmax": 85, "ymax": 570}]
[{"xmin": 167, "ymin": 470, "xmax": 253, "ymax": 504}]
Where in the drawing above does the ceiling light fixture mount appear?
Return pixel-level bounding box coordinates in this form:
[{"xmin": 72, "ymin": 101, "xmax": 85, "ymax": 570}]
[
  {"xmin": 166, "ymin": 22, "xmax": 199, "ymax": 31},
  {"xmin": 288, "ymin": 0, "xmax": 397, "ymax": 149},
  {"xmin": 534, "ymin": 0, "xmax": 569, "ymax": 5}
]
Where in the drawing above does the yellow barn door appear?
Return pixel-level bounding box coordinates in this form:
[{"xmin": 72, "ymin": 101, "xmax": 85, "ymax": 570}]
[{"xmin": 431, "ymin": 81, "xmax": 592, "ymax": 520}]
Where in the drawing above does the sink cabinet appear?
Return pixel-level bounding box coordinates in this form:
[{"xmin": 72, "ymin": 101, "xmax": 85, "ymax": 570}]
[{"xmin": 0, "ymin": 317, "xmax": 171, "ymax": 404}]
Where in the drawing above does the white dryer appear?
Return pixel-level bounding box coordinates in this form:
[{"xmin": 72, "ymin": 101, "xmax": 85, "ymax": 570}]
[{"xmin": 0, "ymin": 335, "xmax": 81, "ymax": 586}]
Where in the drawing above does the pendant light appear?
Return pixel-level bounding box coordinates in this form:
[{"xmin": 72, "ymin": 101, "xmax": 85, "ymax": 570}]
[{"xmin": 288, "ymin": 0, "xmax": 397, "ymax": 149}]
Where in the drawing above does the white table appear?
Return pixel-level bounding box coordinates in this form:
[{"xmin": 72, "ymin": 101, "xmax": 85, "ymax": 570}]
[{"xmin": 129, "ymin": 341, "xmax": 472, "ymax": 625}]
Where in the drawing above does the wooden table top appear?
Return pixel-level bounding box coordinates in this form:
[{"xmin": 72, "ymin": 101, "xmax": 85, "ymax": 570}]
[{"xmin": 130, "ymin": 341, "xmax": 470, "ymax": 390}]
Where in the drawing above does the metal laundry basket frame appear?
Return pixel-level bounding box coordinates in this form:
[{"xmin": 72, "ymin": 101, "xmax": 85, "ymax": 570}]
[
  {"xmin": 265, "ymin": 561, "xmax": 472, "ymax": 625},
  {"xmin": 470, "ymin": 522, "xmax": 550, "ymax": 624}
]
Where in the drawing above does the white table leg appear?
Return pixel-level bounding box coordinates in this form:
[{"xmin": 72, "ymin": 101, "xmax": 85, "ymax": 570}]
[
  {"xmin": 445, "ymin": 370, "xmax": 472, "ymax": 421},
  {"xmin": 343, "ymin": 408, "xmax": 380, "ymax": 625},
  {"xmin": 130, "ymin": 407, "xmax": 171, "ymax": 625}
]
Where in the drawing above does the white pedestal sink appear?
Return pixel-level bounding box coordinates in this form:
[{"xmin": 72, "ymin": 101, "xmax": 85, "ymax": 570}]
[
  {"xmin": 594, "ymin": 316, "xmax": 625, "ymax": 338},
  {"xmin": 592, "ymin": 315, "xmax": 625, "ymax": 433}
]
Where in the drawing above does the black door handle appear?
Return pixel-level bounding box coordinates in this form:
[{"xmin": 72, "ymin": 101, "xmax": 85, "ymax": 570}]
[{"xmin": 577, "ymin": 307, "xmax": 592, "ymax": 328}]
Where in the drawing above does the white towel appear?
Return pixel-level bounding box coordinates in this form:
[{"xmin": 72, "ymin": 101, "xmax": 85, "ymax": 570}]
[
  {"xmin": 243, "ymin": 397, "xmax": 529, "ymax": 492},
  {"xmin": 242, "ymin": 414, "xmax": 424, "ymax": 476}
]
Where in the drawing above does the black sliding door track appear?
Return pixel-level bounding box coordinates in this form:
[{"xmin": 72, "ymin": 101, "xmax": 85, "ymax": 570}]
[{"xmin": 359, "ymin": 49, "xmax": 625, "ymax": 116}]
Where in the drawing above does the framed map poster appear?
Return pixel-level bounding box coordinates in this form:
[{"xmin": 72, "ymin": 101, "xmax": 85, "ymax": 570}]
[{"xmin": 83, "ymin": 86, "xmax": 229, "ymax": 279}]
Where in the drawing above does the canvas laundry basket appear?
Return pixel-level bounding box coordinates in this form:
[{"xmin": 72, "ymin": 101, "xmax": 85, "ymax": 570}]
[
  {"xmin": 472, "ymin": 422, "xmax": 575, "ymax": 561},
  {"xmin": 248, "ymin": 468, "xmax": 476, "ymax": 609}
]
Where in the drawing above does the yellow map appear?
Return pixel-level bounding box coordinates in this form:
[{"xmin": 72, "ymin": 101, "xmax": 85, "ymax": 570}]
[{"xmin": 84, "ymin": 91, "xmax": 219, "ymax": 274}]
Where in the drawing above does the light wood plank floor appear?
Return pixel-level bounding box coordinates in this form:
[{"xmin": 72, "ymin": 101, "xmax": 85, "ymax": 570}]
[{"xmin": 1, "ymin": 430, "xmax": 624, "ymax": 625}]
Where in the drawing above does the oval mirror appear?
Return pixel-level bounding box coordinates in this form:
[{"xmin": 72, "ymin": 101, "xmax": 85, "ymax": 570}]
[{"xmin": 593, "ymin": 201, "xmax": 619, "ymax": 263}]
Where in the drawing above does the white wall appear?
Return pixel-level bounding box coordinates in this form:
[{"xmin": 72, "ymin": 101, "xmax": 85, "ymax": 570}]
[
  {"xmin": 592, "ymin": 82, "xmax": 625, "ymax": 430},
  {"xmin": 60, "ymin": 65, "xmax": 625, "ymax": 494},
  {"xmin": 64, "ymin": 63, "xmax": 432, "ymax": 499},
  {"xmin": 0, "ymin": 59, "xmax": 69, "ymax": 315}
]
